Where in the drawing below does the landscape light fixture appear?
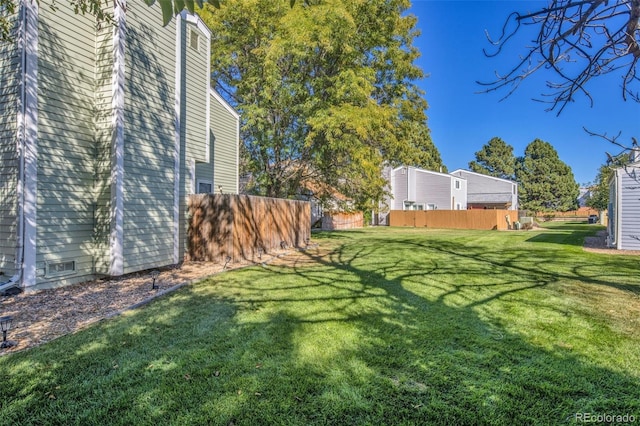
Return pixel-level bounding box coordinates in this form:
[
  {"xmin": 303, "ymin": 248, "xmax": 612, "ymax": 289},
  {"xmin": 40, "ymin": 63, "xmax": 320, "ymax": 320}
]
[
  {"xmin": 257, "ymin": 247, "xmax": 263, "ymax": 260},
  {"xmin": 0, "ymin": 316, "xmax": 16, "ymax": 349},
  {"xmin": 150, "ymin": 270, "xmax": 160, "ymax": 290},
  {"xmin": 224, "ymin": 256, "xmax": 232, "ymax": 270}
]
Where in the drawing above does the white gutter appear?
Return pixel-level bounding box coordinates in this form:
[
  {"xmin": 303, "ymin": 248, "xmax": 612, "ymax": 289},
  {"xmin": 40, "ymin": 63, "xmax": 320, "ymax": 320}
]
[
  {"xmin": 173, "ymin": 11, "xmax": 182, "ymax": 265},
  {"xmin": 2, "ymin": 0, "xmax": 39, "ymax": 292}
]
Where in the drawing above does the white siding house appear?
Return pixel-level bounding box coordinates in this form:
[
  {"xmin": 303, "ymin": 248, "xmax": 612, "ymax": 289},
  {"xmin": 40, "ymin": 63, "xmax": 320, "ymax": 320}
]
[
  {"xmin": 608, "ymin": 156, "xmax": 640, "ymax": 250},
  {"xmin": 450, "ymin": 169, "xmax": 518, "ymax": 210},
  {"xmin": 377, "ymin": 166, "xmax": 467, "ymax": 224},
  {"xmin": 389, "ymin": 166, "xmax": 467, "ymax": 210}
]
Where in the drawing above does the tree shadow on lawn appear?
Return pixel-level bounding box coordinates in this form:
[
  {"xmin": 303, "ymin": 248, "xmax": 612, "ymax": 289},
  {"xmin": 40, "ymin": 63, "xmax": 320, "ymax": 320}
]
[
  {"xmin": 0, "ymin": 233, "xmax": 639, "ymax": 425},
  {"xmin": 525, "ymin": 233, "xmax": 586, "ymax": 246}
]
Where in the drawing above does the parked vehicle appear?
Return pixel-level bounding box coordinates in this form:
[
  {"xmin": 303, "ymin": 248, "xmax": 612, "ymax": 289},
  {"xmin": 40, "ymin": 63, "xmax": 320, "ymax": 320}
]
[{"xmin": 588, "ymin": 214, "xmax": 599, "ymax": 224}]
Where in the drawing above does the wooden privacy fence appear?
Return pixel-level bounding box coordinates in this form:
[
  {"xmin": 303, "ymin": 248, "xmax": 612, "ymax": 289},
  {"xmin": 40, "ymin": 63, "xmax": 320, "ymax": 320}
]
[
  {"xmin": 534, "ymin": 207, "xmax": 599, "ymax": 219},
  {"xmin": 389, "ymin": 209, "xmax": 515, "ymax": 230},
  {"xmin": 322, "ymin": 212, "xmax": 364, "ymax": 230},
  {"xmin": 187, "ymin": 194, "xmax": 311, "ymax": 263}
]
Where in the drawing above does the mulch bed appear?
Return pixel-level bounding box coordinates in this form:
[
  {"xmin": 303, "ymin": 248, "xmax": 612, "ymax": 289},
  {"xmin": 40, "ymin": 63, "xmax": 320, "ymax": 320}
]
[{"xmin": 0, "ymin": 249, "xmax": 296, "ymax": 356}]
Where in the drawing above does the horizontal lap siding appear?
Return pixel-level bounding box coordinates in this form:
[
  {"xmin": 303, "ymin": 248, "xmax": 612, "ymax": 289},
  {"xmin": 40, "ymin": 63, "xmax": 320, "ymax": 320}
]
[
  {"xmin": 183, "ymin": 23, "xmax": 208, "ymax": 164},
  {"xmin": 36, "ymin": 2, "xmax": 97, "ymax": 287},
  {"xmin": 452, "ymin": 178, "xmax": 467, "ymax": 209},
  {"xmin": 211, "ymin": 94, "xmax": 239, "ymax": 194},
  {"xmin": 0, "ymin": 10, "xmax": 20, "ymax": 277},
  {"xmin": 122, "ymin": 0, "xmax": 176, "ymax": 273},
  {"xmin": 414, "ymin": 170, "xmax": 451, "ymax": 209},
  {"xmin": 195, "ymin": 159, "xmax": 213, "ymax": 192},
  {"xmin": 391, "ymin": 168, "xmax": 408, "ymax": 210},
  {"xmin": 620, "ymin": 170, "xmax": 640, "ymax": 250}
]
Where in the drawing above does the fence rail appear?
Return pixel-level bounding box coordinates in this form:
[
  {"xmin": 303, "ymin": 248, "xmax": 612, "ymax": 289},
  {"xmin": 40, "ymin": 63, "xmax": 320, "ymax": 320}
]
[
  {"xmin": 187, "ymin": 194, "xmax": 311, "ymax": 263},
  {"xmin": 389, "ymin": 209, "xmax": 515, "ymax": 230}
]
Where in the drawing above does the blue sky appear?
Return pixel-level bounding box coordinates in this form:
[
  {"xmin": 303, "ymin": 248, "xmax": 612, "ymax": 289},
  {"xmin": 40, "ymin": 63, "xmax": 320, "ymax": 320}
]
[{"xmin": 409, "ymin": 0, "xmax": 640, "ymax": 185}]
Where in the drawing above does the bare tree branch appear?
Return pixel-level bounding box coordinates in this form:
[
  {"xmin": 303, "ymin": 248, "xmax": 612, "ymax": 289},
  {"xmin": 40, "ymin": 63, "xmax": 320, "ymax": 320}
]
[{"xmin": 478, "ymin": 0, "xmax": 640, "ymax": 114}]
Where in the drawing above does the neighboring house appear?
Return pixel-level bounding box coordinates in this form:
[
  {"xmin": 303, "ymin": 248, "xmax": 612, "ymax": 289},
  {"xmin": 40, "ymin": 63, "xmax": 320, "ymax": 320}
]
[
  {"xmin": 449, "ymin": 169, "xmax": 518, "ymax": 210},
  {"xmin": 607, "ymin": 151, "xmax": 640, "ymax": 250},
  {"xmin": 388, "ymin": 166, "xmax": 467, "ymax": 211},
  {"xmin": 0, "ymin": 1, "xmax": 238, "ymax": 291},
  {"xmin": 376, "ymin": 166, "xmax": 467, "ymax": 224},
  {"xmin": 298, "ymin": 180, "xmax": 354, "ymax": 228},
  {"xmin": 577, "ymin": 187, "xmax": 593, "ymax": 207}
]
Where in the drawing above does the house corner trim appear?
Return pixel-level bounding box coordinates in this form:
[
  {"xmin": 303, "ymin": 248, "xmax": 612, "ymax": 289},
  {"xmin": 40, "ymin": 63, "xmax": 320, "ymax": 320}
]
[
  {"xmin": 110, "ymin": 0, "xmax": 126, "ymax": 276},
  {"xmin": 173, "ymin": 14, "xmax": 182, "ymax": 265},
  {"xmin": 20, "ymin": 0, "xmax": 39, "ymax": 288}
]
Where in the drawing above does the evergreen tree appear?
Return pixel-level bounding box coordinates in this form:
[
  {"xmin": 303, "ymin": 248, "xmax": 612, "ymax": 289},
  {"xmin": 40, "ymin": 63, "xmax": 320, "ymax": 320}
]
[
  {"xmin": 516, "ymin": 139, "xmax": 579, "ymax": 213},
  {"xmin": 468, "ymin": 137, "xmax": 516, "ymax": 180},
  {"xmin": 199, "ymin": 0, "xmax": 443, "ymax": 210}
]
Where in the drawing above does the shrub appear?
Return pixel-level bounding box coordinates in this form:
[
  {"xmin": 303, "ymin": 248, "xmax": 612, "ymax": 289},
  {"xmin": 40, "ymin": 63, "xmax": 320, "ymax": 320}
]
[{"xmin": 543, "ymin": 213, "xmax": 555, "ymax": 222}]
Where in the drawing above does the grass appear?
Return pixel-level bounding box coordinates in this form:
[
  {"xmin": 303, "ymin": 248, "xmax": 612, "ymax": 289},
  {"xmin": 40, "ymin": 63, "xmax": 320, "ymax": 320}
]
[{"xmin": 1, "ymin": 223, "xmax": 639, "ymax": 425}]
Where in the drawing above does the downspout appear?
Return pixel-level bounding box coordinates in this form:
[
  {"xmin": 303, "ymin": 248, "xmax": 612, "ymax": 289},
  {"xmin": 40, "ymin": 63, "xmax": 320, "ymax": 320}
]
[
  {"xmin": 616, "ymin": 169, "xmax": 622, "ymax": 249},
  {"xmin": 1, "ymin": 4, "xmax": 28, "ymax": 293},
  {"xmin": 406, "ymin": 167, "xmax": 410, "ymax": 208}
]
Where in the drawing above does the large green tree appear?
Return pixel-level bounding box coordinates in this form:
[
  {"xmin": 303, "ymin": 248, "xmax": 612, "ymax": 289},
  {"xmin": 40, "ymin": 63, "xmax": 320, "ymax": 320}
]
[
  {"xmin": 199, "ymin": 0, "xmax": 442, "ymax": 209},
  {"xmin": 468, "ymin": 137, "xmax": 516, "ymax": 180},
  {"xmin": 586, "ymin": 164, "xmax": 613, "ymax": 212},
  {"xmin": 516, "ymin": 139, "xmax": 579, "ymax": 213},
  {"xmin": 586, "ymin": 153, "xmax": 630, "ymax": 211}
]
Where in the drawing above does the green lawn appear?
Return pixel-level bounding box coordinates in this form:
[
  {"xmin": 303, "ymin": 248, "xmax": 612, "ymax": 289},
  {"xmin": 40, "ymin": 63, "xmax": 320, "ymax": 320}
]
[{"xmin": 1, "ymin": 223, "xmax": 639, "ymax": 425}]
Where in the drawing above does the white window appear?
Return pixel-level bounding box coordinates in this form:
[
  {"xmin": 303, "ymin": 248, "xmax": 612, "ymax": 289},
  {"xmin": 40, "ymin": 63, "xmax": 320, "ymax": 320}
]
[
  {"xmin": 197, "ymin": 180, "xmax": 213, "ymax": 194},
  {"xmin": 427, "ymin": 204, "xmax": 437, "ymax": 210},
  {"xmin": 46, "ymin": 260, "xmax": 76, "ymax": 277},
  {"xmin": 455, "ymin": 180, "xmax": 460, "ymax": 189},
  {"xmin": 189, "ymin": 28, "xmax": 199, "ymax": 51},
  {"xmin": 456, "ymin": 203, "xmax": 462, "ymax": 210}
]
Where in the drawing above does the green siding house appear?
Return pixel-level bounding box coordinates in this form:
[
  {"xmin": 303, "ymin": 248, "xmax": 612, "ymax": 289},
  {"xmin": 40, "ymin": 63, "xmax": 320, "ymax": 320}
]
[{"xmin": 0, "ymin": 0, "xmax": 239, "ymax": 292}]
